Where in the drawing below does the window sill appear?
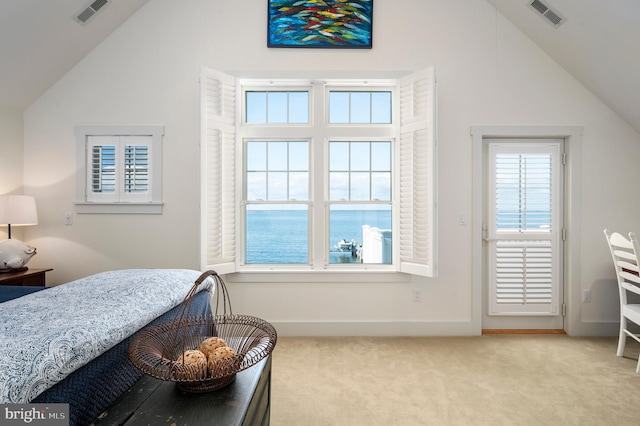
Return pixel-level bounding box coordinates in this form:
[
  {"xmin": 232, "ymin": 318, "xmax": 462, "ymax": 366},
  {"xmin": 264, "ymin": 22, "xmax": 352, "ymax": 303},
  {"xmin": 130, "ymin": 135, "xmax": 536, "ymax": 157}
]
[
  {"xmin": 224, "ymin": 267, "xmax": 411, "ymax": 283},
  {"xmin": 75, "ymin": 202, "xmax": 163, "ymax": 214}
]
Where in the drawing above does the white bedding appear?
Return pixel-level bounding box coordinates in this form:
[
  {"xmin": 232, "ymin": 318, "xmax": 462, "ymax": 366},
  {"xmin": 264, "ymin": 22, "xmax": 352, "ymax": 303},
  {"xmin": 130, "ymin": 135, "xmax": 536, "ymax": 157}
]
[{"xmin": 0, "ymin": 269, "xmax": 211, "ymax": 403}]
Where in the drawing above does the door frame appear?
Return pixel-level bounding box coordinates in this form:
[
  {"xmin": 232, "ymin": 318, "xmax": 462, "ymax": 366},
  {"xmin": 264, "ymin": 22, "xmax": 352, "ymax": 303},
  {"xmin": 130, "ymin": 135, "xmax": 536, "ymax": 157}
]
[
  {"xmin": 471, "ymin": 126, "xmax": 583, "ymax": 336},
  {"xmin": 484, "ymin": 139, "xmax": 564, "ymax": 329}
]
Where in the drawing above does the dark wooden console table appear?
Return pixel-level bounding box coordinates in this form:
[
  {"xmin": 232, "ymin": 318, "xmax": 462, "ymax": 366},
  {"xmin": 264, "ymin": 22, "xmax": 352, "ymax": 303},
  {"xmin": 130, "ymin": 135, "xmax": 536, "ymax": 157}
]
[{"xmin": 91, "ymin": 356, "xmax": 271, "ymax": 426}]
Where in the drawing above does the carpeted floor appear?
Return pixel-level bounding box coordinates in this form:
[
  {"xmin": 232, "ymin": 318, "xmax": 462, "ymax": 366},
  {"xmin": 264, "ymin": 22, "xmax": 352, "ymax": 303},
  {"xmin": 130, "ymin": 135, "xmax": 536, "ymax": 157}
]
[{"xmin": 270, "ymin": 335, "xmax": 640, "ymax": 426}]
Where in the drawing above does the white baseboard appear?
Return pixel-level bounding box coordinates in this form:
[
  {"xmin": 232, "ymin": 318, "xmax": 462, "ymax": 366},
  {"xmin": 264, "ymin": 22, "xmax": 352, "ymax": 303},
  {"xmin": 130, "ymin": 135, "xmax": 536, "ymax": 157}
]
[
  {"xmin": 270, "ymin": 320, "xmax": 620, "ymax": 337},
  {"xmin": 568, "ymin": 321, "xmax": 619, "ymax": 337},
  {"xmin": 270, "ymin": 321, "xmax": 478, "ymax": 337}
]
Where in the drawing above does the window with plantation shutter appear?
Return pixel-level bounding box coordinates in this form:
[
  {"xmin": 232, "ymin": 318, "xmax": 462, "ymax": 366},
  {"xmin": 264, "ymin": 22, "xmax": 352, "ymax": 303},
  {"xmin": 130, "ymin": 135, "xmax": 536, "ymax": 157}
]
[
  {"xmin": 87, "ymin": 135, "xmax": 150, "ymax": 202},
  {"xmin": 75, "ymin": 126, "xmax": 163, "ymax": 214},
  {"xmin": 201, "ymin": 67, "xmax": 437, "ymax": 277},
  {"xmin": 487, "ymin": 142, "xmax": 563, "ymax": 315}
]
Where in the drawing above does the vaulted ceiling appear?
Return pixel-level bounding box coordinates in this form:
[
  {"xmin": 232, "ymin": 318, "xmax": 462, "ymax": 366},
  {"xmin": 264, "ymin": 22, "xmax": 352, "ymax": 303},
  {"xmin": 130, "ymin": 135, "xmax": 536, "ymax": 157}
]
[
  {"xmin": 1, "ymin": 0, "xmax": 638, "ymax": 133},
  {"xmin": 0, "ymin": 0, "xmax": 149, "ymax": 112},
  {"xmin": 488, "ymin": 0, "xmax": 640, "ymax": 134}
]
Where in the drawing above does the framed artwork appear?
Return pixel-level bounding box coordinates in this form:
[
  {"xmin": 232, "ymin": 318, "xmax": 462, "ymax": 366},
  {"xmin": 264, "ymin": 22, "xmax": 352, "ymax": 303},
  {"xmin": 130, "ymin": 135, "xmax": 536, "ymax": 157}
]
[{"xmin": 268, "ymin": 0, "xmax": 373, "ymax": 49}]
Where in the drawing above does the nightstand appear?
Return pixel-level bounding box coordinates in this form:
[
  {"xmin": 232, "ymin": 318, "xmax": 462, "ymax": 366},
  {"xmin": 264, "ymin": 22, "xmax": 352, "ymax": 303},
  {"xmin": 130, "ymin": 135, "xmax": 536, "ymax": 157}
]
[{"xmin": 0, "ymin": 268, "xmax": 53, "ymax": 287}]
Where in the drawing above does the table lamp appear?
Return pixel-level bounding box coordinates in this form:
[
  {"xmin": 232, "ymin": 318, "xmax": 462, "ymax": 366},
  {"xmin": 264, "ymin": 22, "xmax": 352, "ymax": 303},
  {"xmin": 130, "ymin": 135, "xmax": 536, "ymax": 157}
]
[
  {"xmin": 0, "ymin": 195, "xmax": 38, "ymax": 272},
  {"xmin": 0, "ymin": 195, "xmax": 38, "ymax": 238}
]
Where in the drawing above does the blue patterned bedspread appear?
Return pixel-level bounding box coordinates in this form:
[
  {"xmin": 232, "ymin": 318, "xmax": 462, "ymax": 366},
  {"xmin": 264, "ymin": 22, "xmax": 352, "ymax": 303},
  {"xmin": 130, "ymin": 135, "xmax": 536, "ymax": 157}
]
[{"xmin": 0, "ymin": 269, "xmax": 211, "ymax": 404}]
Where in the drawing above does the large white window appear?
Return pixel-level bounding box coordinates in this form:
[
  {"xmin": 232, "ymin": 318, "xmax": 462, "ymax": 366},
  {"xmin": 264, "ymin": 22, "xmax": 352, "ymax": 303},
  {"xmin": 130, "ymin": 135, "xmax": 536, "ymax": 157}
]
[
  {"xmin": 201, "ymin": 67, "xmax": 437, "ymax": 277},
  {"xmin": 75, "ymin": 125, "xmax": 164, "ymax": 214}
]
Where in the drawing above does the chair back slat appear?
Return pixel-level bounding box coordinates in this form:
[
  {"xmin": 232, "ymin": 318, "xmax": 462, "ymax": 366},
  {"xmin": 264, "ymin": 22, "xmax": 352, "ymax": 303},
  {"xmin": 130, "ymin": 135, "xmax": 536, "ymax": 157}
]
[
  {"xmin": 620, "ymin": 270, "xmax": 640, "ymax": 285},
  {"xmin": 614, "ymin": 259, "xmax": 638, "ymax": 271},
  {"xmin": 621, "ymin": 281, "xmax": 640, "ymax": 295},
  {"xmin": 613, "ymin": 249, "xmax": 636, "ymax": 263}
]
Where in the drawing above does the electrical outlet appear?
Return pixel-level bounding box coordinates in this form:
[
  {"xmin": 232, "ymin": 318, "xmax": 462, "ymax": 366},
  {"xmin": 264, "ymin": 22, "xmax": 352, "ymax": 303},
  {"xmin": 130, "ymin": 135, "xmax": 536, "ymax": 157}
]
[
  {"xmin": 413, "ymin": 288, "xmax": 421, "ymax": 302},
  {"xmin": 583, "ymin": 289, "xmax": 591, "ymax": 302},
  {"xmin": 64, "ymin": 212, "xmax": 73, "ymax": 225}
]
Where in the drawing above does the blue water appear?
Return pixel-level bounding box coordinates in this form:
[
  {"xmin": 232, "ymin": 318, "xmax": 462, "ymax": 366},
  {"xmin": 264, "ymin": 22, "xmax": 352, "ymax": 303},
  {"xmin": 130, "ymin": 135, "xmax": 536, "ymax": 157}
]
[
  {"xmin": 496, "ymin": 211, "xmax": 551, "ymax": 230},
  {"xmin": 246, "ymin": 209, "xmax": 391, "ymax": 264}
]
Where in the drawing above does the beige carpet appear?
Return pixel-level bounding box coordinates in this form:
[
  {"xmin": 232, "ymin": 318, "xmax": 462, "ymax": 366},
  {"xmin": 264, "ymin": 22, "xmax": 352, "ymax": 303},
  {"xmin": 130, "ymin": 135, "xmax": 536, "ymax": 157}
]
[{"xmin": 270, "ymin": 335, "xmax": 640, "ymax": 426}]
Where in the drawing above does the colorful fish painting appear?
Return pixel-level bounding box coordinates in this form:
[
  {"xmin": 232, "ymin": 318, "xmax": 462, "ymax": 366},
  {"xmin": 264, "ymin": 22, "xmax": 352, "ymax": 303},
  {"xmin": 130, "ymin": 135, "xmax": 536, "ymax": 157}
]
[{"xmin": 268, "ymin": 0, "xmax": 373, "ymax": 48}]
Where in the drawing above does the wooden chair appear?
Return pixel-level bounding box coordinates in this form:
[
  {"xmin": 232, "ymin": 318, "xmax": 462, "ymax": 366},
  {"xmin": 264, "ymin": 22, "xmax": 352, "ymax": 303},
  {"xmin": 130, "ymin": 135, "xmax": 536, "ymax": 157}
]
[{"xmin": 604, "ymin": 229, "xmax": 640, "ymax": 373}]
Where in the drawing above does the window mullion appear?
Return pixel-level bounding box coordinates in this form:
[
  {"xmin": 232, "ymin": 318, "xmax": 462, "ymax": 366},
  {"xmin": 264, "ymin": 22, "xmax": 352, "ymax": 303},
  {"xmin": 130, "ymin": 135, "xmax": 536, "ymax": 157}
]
[
  {"xmin": 286, "ymin": 142, "xmax": 290, "ymax": 200},
  {"xmin": 369, "ymin": 143, "xmax": 373, "ymax": 201},
  {"xmin": 114, "ymin": 137, "xmax": 123, "ymax": 201},
  {"xmin": 369, "ymin": 92, "xmax": 373, "ymax": 123},
  {"xmin": 265, "ymin": 145, "xmax": 269, "ymax": 200},
  {"xmin": 311, "ymin": 81, "xmax": 327, "ymax": 267}
]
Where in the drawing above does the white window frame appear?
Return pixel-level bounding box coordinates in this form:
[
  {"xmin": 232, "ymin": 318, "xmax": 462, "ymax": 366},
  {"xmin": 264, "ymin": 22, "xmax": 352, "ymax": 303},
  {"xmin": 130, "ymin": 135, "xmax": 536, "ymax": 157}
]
[
  {"xmin": 75, "ymin": 125, "xmax": 164, "ymax": 214},
  {"xmin": 322, "ymin": 83, "xmax": 396, "ymax": 270},
  {"xmin": 200, "ymin": 67, "xmax": 437, "ymax": 279}
]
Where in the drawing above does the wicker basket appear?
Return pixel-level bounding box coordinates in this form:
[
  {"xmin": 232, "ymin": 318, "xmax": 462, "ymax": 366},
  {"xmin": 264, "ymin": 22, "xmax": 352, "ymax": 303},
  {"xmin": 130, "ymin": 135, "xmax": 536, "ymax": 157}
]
[{"xmin": 128, "ymin": 270, "xmax": 277, "ymax": 393}]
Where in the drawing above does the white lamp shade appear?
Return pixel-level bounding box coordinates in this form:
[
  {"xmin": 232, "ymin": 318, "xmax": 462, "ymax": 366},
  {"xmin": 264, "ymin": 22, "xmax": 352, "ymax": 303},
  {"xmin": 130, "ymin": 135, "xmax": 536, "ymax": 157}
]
[{"xmin": 0, "ymin": 195, "xmax": 38, "ymax": 226}]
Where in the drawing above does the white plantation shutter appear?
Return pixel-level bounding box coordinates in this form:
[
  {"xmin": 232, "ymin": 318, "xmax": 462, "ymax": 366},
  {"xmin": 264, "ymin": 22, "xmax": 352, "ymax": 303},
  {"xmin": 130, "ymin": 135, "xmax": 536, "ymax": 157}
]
[
  {"xmin": 123, "ymin": 143, "xmax": 150, "ymax": 195},
  {"xmin": 488, "ymin": 142, "xmax": 562, "ymax": 315},
  {"xmin": 494, "ymin": 240, "xmax": 553, "ymax": 305},
  {"xmin": 201, "ymin": 67, "xmax": 237, "ymax": 274},
  {"xmin": 86, "ymin": 135, "xmax": 151, "ymax": 203},
  {"xmin": 87, "ymin": 136, "xmax": 118, "ymax": 202},
  {"xmin": 398, "ymin": 67, "xmax": 437, "ymax": 277}
]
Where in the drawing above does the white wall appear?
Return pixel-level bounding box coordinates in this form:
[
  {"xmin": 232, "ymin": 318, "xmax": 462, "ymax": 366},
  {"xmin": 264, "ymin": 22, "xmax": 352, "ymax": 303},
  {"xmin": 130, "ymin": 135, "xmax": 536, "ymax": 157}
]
[
  {"xmin": 0, "ymin": 107, "xmax": 26, "ymax": 240},
  {"xmin": 21, "ymin": 0, "xmax": 640, "ymax": 336}
]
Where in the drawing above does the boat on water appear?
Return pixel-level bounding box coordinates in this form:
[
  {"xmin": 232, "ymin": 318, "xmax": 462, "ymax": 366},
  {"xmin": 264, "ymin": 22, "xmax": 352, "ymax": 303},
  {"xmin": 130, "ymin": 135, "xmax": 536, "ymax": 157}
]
[{"xmin": 337, "ymin": 239, "xmax": 357, "ymax": 252}]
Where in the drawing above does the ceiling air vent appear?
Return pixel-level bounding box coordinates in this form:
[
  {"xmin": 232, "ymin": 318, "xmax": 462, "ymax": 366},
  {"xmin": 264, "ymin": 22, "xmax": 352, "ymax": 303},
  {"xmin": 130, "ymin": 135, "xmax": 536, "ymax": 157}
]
[
  {"xmin": 73, "ymin": 0, "xmax": 111, "ymax": 25},
  {"xmin": 528, "ymin": 0, "xmax": 566, "ymax": 28}
]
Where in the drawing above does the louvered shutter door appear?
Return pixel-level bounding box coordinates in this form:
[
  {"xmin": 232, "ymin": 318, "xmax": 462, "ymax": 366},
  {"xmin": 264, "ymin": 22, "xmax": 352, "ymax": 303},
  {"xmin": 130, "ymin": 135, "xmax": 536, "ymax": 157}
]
[
  {"xmin": 488, "ymin": 143, "xmax": 562, "ymax": 315},
  {"xmin": 201, "ymin": 67, "xmax": 237, "ymax": 274},
  {"xmin": 398, "ymin": 67, "xmax": 437, "ymax": 277}
]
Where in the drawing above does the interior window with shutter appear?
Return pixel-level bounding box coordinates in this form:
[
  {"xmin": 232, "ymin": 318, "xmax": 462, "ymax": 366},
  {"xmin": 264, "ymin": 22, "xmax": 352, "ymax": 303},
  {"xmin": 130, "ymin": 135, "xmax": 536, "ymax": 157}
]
[
  {"xmin": 86, "ymin": 135, "xmax": 152, "ymax": 203},
  {"xmin": 75, "ymin": 125, "xmax": 164, "ymax": 214}
]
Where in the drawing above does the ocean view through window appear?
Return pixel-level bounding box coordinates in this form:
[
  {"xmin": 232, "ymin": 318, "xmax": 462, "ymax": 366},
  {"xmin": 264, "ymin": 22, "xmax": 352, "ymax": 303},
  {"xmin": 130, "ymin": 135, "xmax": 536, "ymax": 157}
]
[
  {"xmin": 245, "ymin": 207, "xmax": 391, "ymax": 264},
  {"xmin": 242, "ymin": 84, "xmax": 395, "ymax": 266}
]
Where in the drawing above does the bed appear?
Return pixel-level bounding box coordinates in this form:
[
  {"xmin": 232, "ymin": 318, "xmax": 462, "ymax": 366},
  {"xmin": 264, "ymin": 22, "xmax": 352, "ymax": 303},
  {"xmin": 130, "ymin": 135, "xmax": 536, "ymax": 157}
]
[
  {"xmin": 0, "ymin": 269, "xmax": 213, "ymax": 426},
  {"xmin": 0, "ymin": 285, "xmax": 47, "ymax": 303}
]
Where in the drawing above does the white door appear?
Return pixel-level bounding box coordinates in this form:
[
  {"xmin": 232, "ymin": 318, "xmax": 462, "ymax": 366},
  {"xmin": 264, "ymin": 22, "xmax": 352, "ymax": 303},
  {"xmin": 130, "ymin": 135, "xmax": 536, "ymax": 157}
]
[{"xmin": 483, "ymin": 139, "xmax": 564, "ymax": 330}]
